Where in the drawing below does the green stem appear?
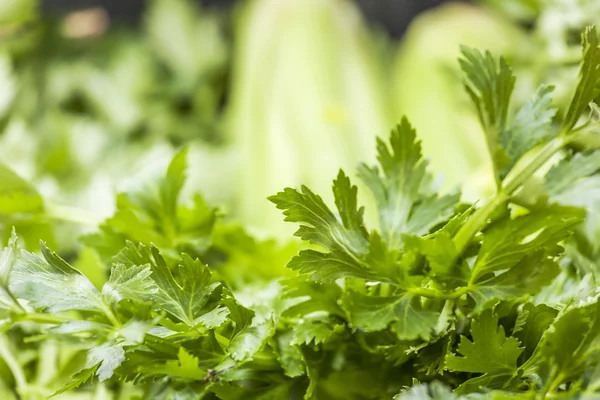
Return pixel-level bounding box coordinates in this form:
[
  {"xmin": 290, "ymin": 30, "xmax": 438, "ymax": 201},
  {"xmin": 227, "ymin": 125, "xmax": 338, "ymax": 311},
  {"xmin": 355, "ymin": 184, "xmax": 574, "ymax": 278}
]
[
  {"xmin": 16, "ymin": 313, "xmax": 70, "ymax": 325},
  {"xmin": 544, "ymin": 372, "xmax": 566, "ymax": 398},
  {"xmin": 502, "ymin": 136, "xmax": 566, "ymax": 194},
  {"xmin": 453, "ymin": 193, "xmax": 509, "ymax": 255},
  {"xmin": 379, "ymin": 283, "xmax": 392, "ymax": 297},
  {"xmin": 407, "ymin": 286, "xmax": 470, "ymax": 300},
  {"xmin": 484, "ymin": 126, "xmax": 503, "ymax": 191},
  {"xmin": 567, "ymin": 129, "xmax": 600, "ymax": 150},
  {"xmin": 6, "ymin": 291, "xmax": 26, "ymax": 314},
  {"xmin": 102, "ymin": 306, "xmax": 121, "ymax": 328},
  {"xmin": 453, "ymin": 135, "xmax": 569, "ymax": 257},
  {"xmin": 0, "ymin": 335, "xmax": 28, "ymax": 393}
]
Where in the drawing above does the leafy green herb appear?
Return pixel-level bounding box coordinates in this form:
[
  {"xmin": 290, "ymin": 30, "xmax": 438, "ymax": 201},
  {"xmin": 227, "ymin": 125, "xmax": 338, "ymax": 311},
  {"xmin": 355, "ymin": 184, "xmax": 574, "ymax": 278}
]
[{"xmin": 2, "ymin": 16, "xmax": 600, "ymax": 400}]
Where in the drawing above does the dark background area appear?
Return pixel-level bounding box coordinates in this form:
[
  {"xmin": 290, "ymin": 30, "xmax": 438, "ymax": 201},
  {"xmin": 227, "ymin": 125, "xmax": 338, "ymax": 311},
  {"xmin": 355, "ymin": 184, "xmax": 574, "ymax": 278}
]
[{"xmin": 41, "ymin": 0, "xmax": 451, "ymax": 38}]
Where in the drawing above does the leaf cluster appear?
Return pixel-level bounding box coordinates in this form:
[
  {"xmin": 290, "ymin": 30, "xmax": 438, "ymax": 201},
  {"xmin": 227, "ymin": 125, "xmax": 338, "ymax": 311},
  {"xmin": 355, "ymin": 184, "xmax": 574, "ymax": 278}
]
[{"xmin": 2, "ymin": 21, "xmax": 600, "ymax": 400}]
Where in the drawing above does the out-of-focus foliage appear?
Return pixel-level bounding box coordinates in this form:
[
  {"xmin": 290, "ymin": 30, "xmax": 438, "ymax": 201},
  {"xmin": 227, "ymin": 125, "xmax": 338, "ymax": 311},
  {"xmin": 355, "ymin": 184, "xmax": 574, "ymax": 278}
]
[{"xmin": 0, "ymin": 0, "xmax": 231, "ymax": 250}]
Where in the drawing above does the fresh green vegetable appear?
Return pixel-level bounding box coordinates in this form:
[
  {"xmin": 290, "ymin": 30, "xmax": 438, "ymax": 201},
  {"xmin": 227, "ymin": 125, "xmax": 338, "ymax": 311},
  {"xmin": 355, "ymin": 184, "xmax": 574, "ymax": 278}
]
[{"xmin": 2, "ymin": 23, "xmax": 600, "ymax": 399}]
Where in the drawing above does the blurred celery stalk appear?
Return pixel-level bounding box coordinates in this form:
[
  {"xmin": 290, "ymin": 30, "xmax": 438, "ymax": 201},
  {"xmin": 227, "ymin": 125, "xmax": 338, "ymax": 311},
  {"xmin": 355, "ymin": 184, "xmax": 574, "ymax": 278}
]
[
  {"xmin": 392, "ymin": 3, "xmax": 525, "ymax": 201},
  {"xmin": 228, "ymin": 0, "xmax": 394, "ymax": 235}
]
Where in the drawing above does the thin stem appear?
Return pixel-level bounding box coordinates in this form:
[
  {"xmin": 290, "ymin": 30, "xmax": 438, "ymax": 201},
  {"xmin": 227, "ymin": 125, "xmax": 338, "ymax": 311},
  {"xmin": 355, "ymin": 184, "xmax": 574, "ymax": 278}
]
[
  {"xmin": 567, "ymin": 129, "xmax": 600, "ymax": 150},
  {"xmin": 0, "ymin": 335, "xmax": 28, "ymax": 393},
  {"xmin": 6, "ymin": 291, "xmax": 26, "ymax": 314},
  {"xmin": 453, "ymin": 135, "xmax": 569, "ymax": 258},
  {"xmin": 407, "ymin": 286, "xmax": 470, "ymax": 300},
  {"xmin": 379, "ymin": 283, "xmax": 392, "ymax": 297},
  {"xmin": 484, "ymin": 126, "xmax": 503, "ymax": 191},
  {"xmin": 16, "ymin": 313, "xmax": 70, "ymax": 325},
  {"xmin": 502, "ymin": 136, "xmax": 566, "ymax": 194},
  {"xmin": 544, "ymin": 372, "xmax": 566, "ymax": 398},
  {"xmin": 453, "ymin": 193, "xmax": 509, "ymax": 255},
  {"xmin": 102, "ymin": 306, "xmax": 121, "ymax": 328}
]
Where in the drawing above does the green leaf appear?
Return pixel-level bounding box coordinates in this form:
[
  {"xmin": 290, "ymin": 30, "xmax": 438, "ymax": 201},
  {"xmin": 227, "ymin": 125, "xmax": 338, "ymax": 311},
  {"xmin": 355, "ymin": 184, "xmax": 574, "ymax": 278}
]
[
  {"xmin": 148, "ymin": 247, "xmax": 219, "ymax": 326},
  {"xmin": 271, "ymin": 120, "xmax": 458, "ymax": 285},
  {"xmin": 469, "ymin": 253, "xmax": 560, "ymax": 312},
  {"xmin": 194, "ymin": 306, "xmax": 230, "ymax": 329},
  {"xmin": 513, "ymin": 303, "xmax": 558, "ymax": 363},
  {"xmin": 394, "ymin": 381, "xmax": 463, "ymax": 400},
  {"xmin": 86, "ymin": 342, "xmax": 126, "ymax": 381},
  {"xmin": 471, "ymin": 206, "xmax": 584, "ymax": 283},
  {"xmin": 0, "ymin": 162, "xmax": 43, "ymax": 215},
  {"xmin": 405, "ymin": 193, "xmax": 462, "ymax": 236},
  {"xmin": 357, "ymin": 118, "xmax": 446, "ymax": 249},
  {"xmin": 446, "ymin": 310, "xmax": 523, "ymax": 374},
  {"xmin": 160, "ymin": 148, "xmax": 188, "ymax": 220},
  {"xmin": 269, "ymin": 170, "xmax": 371, "ymax": 282},
  {"xmin": 0, "ymin": 230, "xmax": 19, "ymax": 311},
  {"xmin": 545, "ymin": 151, "xmax": 600, "ymax": 196},
  {"xmin": 563, "ymin": 26, "xmax": 600, "ymax": 132},
  {"xmin": 102, "ymin": 263, "xmax": 157, "ymax": 306},
  {"xmin": 228, "ymin": 319, "xmax": 274, "ymax": 361},
  {"xmin": 403, "ymin": 232, "xmax": 463, "ymax": 284},
  {"xmin": 501, "ymin": 84, "xmax": 556, "ymax": 170},
  {"xmin": 50, "ymin": 366, "xmax": 99, "ymax": 397},
  {"xmin": 144, "ymin": 347, "xmax": 208, "ymax": 381},
  {"xmin": 290, "ymin": 321, "xmax": 334, "ymax": 346},
  {"xmin": 0, "ymin": 229, "xmax": 17, "ymax": 287},
  {"xmin": 523, "ymin": 302, "xmax": 600, "ymax": 388},
  {"xmin": 280, "ymin": 278, "xmax": 344, "ymax": 319},
  {"xmin": 344, "ymin": 291, "xmax": 439, "ymax": 340},
  {"xmin": 364, "ymin": 232, "xmax": 404, "ymax": 284},
  {"xmin": 275, "ymin": 331, "xmax": 305, "ymax": 378},
  {"xmin": 10, "ymin": 243, "xmax": 104, "ymax": 313},
  {"xmin": 459, "ymin": 46, "xmax": 515, "ymax": 174},
  {"xmin": 222, "ymin": 288, "xmax": 254, "ymax": 335}
]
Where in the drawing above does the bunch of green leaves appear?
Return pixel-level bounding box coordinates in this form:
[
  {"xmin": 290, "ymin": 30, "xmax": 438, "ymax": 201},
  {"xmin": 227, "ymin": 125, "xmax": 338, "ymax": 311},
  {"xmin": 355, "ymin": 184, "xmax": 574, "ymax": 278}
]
[
  {"xmin": 1, "ymin": 232, "xmax": 283, "ymax": 398},
  {"xmin": 3, "ymin": 22, "xmax": 600, "ymax": 400},
  {"xmin": 269, "ymin": 26, "xmax": 600, "ymax": 398}
]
